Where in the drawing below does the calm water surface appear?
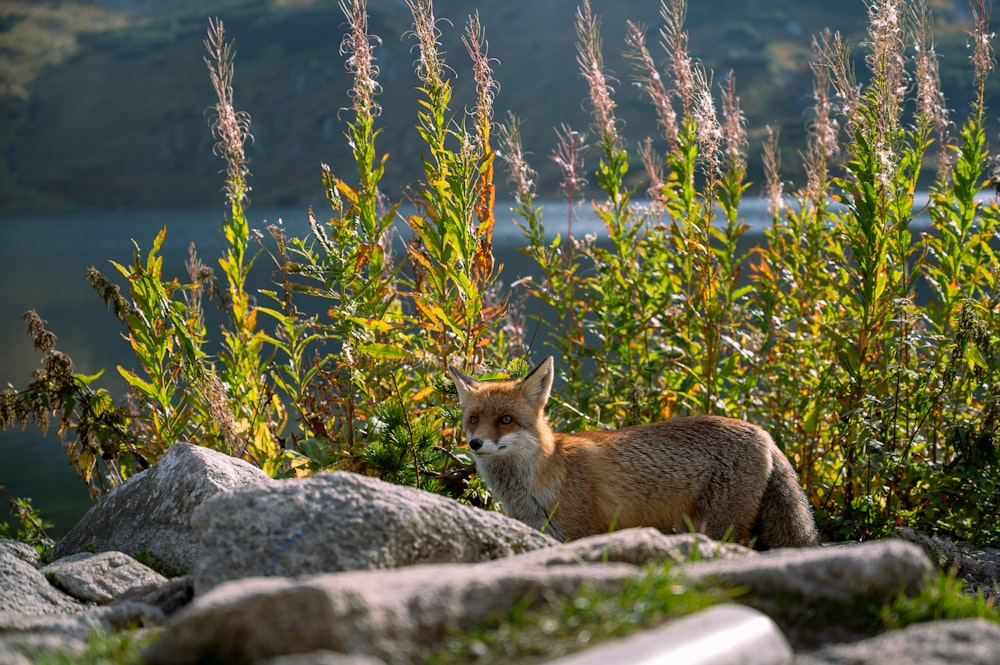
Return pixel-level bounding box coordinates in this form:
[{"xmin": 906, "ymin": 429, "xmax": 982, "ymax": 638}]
[{"xmin": 0, "ymin": 200, "xmax": 773, "ymax": 536}]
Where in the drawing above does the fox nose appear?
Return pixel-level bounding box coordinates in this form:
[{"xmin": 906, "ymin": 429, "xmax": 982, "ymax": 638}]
[{"xmin": 469, "ymin": 438, "xmax": 483, "ymax": 451}]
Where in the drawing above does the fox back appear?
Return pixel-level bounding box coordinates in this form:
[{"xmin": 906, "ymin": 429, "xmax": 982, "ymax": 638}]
[{"xmin": 449, "ymin": 357, "xmax": 819, "ymax": 548}]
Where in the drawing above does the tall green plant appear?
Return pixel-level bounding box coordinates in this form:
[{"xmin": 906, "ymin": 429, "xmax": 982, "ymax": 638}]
[
  {"xmin": 741, "ymin": 0, "xmax": 998, "ymax": 541},
  {"xmin": 255, "ymin": 0, "xmax": 508, "ymax": 497},
  {"xmin": 204, "ymin": 18, "xmax": 285, "ymax": 471},
  {"xmin": 403, "ymin": 2, "xmax": 505, "ymax": 371},
  {"xmin": 500, "ymin": 0, "xmax": 1000, "ymax": 545}
]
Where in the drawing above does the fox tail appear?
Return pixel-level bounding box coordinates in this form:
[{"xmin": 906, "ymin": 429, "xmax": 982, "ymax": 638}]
[{"xmin": 754, "ymin": 449, "xmax": 820, "ymax": 548}]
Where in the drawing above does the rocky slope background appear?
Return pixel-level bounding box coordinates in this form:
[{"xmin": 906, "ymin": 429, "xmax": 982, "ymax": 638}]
[
  {"xmin": 0, "ymin": 0, "xmax": 997, "ymax": 213},
  {"xmin": 2, "ymin": 443, "xmax": 999, "ymax": 664}
]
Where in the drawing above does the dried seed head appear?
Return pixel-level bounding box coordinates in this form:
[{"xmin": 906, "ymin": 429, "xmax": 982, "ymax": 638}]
[
  {"xmin": 762, "ymin": 126, "xmax": 784, "ymax": 217},
  {"xmin": 719, "ymin": 70, "xmax": 747, "ymax": 172},
  {"xmin": 204, "ymin": 18, "xmax": 253, "ymax": 206},
  {"xmin": 407, "ymin": 0, "xmax": 447, "ymax": 88},
  {"xmin": 551, "ymin": 123, "xmax": 591, "ymax": 199},
  {"xmin": 22, "ymin": 310, "xmax": 56, "ymax": 353},
  {"xmin": 815, "ymin": 29, "xmax": 859, "ymax": 134},
  {"xmin": 625, "ymin": 20, "xmax": 677, "ymax": 146},
  {"xmin": 969, "ymin": 0, "xmax": 995, "ymax": 97},
  {"xmin": 910, "ymin": 0, "xmax": 952, "ymax": 177},
  {"xmin": 639, "ymin": 136, "xmax": 665, "ymax": 202},
  {"xmin": 496, "ymin": 113, "xmax": 537, "ymax": 201},
  {"xmin": 691, "ymin": 66, "xmax": 722, "ymax": 175},
  {"xmin": 340, "ymin": 0, "xmax": 382, "ymax": 120},
  {"xmin": 864, "ymin": 0, "xmax": 908, "ymax": 139},
  {"xmin": 463, "ymin": 11, "xmax": 499, "ymax": 143},
  {"xmin": 808, "ymin": 38, "xmax": 841, "ymax": 161},
  {"xmin": 576, "ymin": 0, "xmax": 621, "ymax": 149},
  {"xmin": 660, "ymin": 0, "xmax": 696, "ymax": 116}
]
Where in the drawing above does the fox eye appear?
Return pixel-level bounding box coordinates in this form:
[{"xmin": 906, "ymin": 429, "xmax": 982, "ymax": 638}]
[
  {"xmin": 498, "ymin": 414, "xmax": 513, "ymax": 425},
  {"xmin": 469, "ymin": 415, "xmax": 479, "ymax": 425}
]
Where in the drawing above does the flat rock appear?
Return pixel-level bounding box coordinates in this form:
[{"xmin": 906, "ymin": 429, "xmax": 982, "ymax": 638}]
[
  {"xmin": 53, "ymin": 442, "xmax": 271, "ymax": 573},
  {"xmin": 257, "ymin": 652, "xmax": 388, "ymax": 665},
  {"xmin": 679, "ymin": 540, "xmax": 932, "ymax": 602},
  {"xmin": 795, "ymin": 618, "xmax": 1000, "ymax": 665},
  {"xmin": 0, "ymin": 612, "xmax": 103, "ymax": 665},
  {"xmin": 145, "ymin": 559, "xmax": 641, "ymax": 665},
  {"xmin": 110, "ymin": 575, "xmax": 194, "ymax": 618},
  {"xmin": 897, "ymin": 527, "xmax": 1000, "ymax": 600},
  {"xmin": 510, "ymin": 528, "xmax": 754, "ymax": 568},
  {"xmin": 0, "ymin": 550, "xmax": 85, "ymax": 616},
  {"xmin": 190, "ymin": 471, "xmax": 558, "ymax": 593},
  {"xmin": 679, "ymin": 539, "xmax": 935, "ymax": 648},
  {"xmin": 0, "ymin": 538, "xmax": 40, "ymax": 568},
  {"xmin": 43, "ymin": 551, "xmax": 168, "ymax": 604}
]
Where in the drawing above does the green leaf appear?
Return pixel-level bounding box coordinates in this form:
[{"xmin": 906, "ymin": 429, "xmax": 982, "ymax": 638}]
[
  {"xmin": 299, "ymin": 438, "xmax": 335, "ymax": 468},
  {"xmin": 73, "ymin": 369, "xmax": 106, "ymax": 385},
  {"xmin": 357, "ymin": 343, "xmax": 409, "ymax": 360}
]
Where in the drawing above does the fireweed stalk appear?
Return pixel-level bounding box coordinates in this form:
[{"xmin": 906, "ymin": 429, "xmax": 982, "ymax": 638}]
[{"xmin": 204, "ymin": 18, "xmax": 281, "ymax": 469}]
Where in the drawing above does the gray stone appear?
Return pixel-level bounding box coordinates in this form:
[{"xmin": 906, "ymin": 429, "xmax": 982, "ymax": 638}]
[
  {"xmin": 546, "ymin": 604, "xmax": 792, "ymax": 665},
  {"xmin": 53, "ymin": 442, "xmax": 271, "ymax": 573},
  {"xmin": 795, "ymin": 618, "xmax": 1000, "ymax": 665},
  {"xmin": 511, "ymin": 528, "xmax": 754, "ymax": 568},
  {"xmin": 190, "ymin": 471, "xmax": 558, "ymax": 593},
  {"xmin": 679, "ymin": 539, "xmax": 935, "ymax": 648},
  {"xmin": 145, "ymin": 559, "xmax": 641, "ymax": 665},
  {"xmin": 111, "ymin": 575, "xmax": 194, "ymax": 618},
  {"xmin": 0, "ymin": 631, "xmax": 85, "ymax": 665},
  {"xmin": 0, "ymin": 612, "xmax": 102, "ymax": 665},
  {"xmin": 42, "ymin": 551, "xmax": 168, "ymax": 604},
  {"xmin": 0, "ymin": 538, "xmax": 40, "ymax": 568},
  {"xmin": 257, "ymin": 652, "xmax": 387, "ymax": 665},
  {"xmin": 680, "ymin": 540, "xmax": 933, "ymax": 603},
  {"xmin": 0, "ymin": 550, "xmax": 85, "ymax": 616},
  {"xmin": 897, "ymin": 527, "xmax": 1000, "ymax": 600}
]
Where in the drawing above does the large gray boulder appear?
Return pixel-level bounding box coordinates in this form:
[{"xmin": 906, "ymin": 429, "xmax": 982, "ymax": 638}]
[
  {"xmin": 190, "ymin": 471, "xmax": 558, "ymax": 592},
  {"xmin": 53, "ymin": 442, "xmax": 271, "ymax": 573},
  {"xmin": 145, "ymin": 558, "xmax": 641, "ymax": 665}
]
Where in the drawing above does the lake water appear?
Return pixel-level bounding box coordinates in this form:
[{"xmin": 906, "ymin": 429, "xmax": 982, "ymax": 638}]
[{"xmin": 0, "ymin": 199, "xmax": 777, "ymax": 536}]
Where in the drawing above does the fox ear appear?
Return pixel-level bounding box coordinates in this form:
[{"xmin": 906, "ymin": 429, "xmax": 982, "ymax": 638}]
[
  {"xmin": 448, "ymin": 364, "xmax": 477, "ymax": 404},
  {"xmin": 520, "ymin": 356, "xmax": 554, "ymax": 410}
]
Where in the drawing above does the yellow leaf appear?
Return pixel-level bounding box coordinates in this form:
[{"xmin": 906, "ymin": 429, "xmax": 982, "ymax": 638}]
[
  {"xmin": 357, "ymin": 343, "xmax": 409, "ymax": 360},
  {"xmin": 411, "ymin": 386, "xmax": 435, "ymax": 402},
  {"xmin": 335, "ymin": 179, "xmax": 359, "ymax": 204},
  {"xmin": 78, "ymin": 448, "xmax": 97, "ymax": 484},
  {"xmin": 413, "ymin": 299, "xmax": 446, "ymax": 326}
]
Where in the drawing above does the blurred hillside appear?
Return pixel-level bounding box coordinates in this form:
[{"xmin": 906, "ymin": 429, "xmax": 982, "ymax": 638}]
[{"xmin": 0, "ymin": 0, "xmax": 993, "ymax": 212}]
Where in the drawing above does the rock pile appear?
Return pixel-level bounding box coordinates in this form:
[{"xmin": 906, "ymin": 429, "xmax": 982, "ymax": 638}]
[{"xmin": 2, "ymin": 442, "xmax": 998, "ymax": 665}]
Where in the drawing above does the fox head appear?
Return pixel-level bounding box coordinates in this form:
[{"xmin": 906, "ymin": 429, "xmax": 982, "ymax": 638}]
[{"xmin": 448, "ymin": 357, "xmax": 555, "ymax": 458}]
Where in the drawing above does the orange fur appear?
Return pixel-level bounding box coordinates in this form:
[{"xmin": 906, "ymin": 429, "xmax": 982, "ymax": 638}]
[{"xmin": 449, "ymin": 357, "xmax": 819, "ymax": 548}]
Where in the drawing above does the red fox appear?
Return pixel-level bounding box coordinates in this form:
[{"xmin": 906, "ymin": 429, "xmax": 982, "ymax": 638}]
[{"xmin": 449, "ymin": 357, "xmax": 819, "ymax": 548}]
